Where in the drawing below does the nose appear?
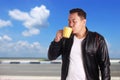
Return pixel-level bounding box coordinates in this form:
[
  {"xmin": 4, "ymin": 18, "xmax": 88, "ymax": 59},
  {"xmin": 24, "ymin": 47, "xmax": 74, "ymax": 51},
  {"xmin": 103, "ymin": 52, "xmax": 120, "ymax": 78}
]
[{"xmin": 69, "ymin": 22, "xmax": 73, "ymax": 28}]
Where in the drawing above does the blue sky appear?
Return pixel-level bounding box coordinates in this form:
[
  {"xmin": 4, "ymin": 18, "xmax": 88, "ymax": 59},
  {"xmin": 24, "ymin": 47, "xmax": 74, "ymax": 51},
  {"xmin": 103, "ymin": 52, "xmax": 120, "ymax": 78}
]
[{"xmin": 0, "ymin": 0, "xmax": 120, "ymax": 58}]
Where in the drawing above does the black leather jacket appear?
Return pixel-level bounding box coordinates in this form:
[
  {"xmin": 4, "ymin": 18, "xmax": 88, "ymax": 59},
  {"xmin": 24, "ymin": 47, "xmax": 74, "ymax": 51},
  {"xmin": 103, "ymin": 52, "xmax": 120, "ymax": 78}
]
[{"xmin": 48, "ymin": 29, "xmax": 111, "ymax": 80}]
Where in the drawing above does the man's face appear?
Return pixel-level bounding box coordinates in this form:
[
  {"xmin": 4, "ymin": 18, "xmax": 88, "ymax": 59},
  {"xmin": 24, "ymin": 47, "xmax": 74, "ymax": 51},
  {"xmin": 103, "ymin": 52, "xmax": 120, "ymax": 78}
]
[{"xmin": 68, "ymin": 13, "xmax": 86, "ymax": 34}]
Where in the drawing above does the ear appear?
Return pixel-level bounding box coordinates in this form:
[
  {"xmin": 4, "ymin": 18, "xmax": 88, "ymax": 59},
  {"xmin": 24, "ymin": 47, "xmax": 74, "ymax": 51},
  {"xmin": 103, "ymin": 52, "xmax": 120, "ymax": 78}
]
[{"xmin": 83, "ymin": 19, "xmax": 86, "ymax": 25}]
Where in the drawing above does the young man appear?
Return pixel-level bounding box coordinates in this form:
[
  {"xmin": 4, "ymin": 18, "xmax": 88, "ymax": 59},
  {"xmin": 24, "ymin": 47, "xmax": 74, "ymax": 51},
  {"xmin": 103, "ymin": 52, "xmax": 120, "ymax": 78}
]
[{"xmin": 48, "ymin": 8, "xmax": 111, "ymax": 80}]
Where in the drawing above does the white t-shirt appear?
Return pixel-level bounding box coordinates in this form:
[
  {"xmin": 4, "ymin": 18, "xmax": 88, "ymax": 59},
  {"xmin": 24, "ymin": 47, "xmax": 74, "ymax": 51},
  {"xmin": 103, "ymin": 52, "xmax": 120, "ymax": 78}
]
[{"xmin": 66, "ymin": 36, "xmax": 86, "ymax": 80}]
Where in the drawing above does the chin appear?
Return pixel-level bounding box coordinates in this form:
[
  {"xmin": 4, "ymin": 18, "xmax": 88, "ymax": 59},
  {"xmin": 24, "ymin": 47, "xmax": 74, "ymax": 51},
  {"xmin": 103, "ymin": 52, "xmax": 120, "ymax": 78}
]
[{"xmin": 72, "ymin": 31, "xmax": 76, "ymax": 34}]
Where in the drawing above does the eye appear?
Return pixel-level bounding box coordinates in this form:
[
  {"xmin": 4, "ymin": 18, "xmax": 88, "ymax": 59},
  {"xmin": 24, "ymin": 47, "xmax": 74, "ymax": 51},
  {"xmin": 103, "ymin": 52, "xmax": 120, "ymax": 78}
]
[{"xmin": 73, "ymin": 20, "xmax": 77, "ymax": 23}]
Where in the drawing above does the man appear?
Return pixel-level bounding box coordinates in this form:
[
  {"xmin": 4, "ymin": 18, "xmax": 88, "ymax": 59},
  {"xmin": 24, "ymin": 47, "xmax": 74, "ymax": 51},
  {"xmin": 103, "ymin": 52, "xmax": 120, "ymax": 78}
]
[{"xmin": 48, "ymin": 8, "xmax": 111, "ymax": 80}]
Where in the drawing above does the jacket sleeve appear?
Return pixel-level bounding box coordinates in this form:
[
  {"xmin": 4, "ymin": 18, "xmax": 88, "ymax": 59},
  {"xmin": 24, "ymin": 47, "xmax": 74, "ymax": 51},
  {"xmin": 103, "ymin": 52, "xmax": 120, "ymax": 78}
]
[
  {"xmin": 97, "ymin": 37, "xmax": 111, "ymax": 80},
  {"xmin": 48, "ymin": 39, "xmax": 63, "ymax": 60}
]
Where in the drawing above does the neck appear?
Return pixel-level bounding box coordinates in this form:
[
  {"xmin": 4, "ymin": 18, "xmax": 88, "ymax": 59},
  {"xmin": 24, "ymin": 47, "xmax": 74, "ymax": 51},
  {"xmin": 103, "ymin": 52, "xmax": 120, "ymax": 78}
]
[{"xmin": 75, "ymin": 27, "xmax": 86, "ymax": 39}]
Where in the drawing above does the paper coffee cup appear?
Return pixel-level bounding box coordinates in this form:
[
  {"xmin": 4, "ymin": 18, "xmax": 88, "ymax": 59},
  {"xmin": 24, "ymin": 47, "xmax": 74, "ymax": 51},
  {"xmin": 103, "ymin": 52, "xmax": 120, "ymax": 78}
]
[{"xmin": 63, "ymin": 27, "xmax": 72, "ymax": 38}]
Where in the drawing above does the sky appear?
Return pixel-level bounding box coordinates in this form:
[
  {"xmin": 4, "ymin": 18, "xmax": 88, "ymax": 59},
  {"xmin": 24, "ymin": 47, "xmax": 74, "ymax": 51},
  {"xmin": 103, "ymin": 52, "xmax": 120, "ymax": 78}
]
[{"xmin": 0, "ymin": 0, "xmax": 120, "ymax": 58}]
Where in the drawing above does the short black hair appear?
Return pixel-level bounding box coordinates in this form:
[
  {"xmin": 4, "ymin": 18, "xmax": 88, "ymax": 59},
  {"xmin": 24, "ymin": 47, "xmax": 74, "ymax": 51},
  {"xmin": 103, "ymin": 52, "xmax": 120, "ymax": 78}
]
[{"xmin": 69, "ymin": 8, "xmax": 86, "ymax": 19}]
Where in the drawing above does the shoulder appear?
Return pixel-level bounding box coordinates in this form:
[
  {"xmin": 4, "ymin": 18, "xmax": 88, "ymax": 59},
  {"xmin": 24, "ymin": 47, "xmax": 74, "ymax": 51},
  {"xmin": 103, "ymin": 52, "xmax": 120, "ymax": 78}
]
[
  {"xmin": 88, "ymin": 31, "xmax": 107, "ymax": 47},
  {"xmin": 88, "ymin": 31, "xmax": 104, "ymax": 40}
]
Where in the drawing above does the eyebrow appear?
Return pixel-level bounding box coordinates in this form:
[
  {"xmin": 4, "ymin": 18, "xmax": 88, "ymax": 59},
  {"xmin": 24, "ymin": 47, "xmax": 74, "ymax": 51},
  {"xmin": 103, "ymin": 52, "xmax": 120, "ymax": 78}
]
[{"xmin": 68, "ymin": 19, "xmax": 76, "ymax": 21}]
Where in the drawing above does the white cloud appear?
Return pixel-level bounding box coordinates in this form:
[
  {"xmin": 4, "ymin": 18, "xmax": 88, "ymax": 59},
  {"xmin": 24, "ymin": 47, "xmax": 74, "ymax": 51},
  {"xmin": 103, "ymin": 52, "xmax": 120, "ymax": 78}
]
[
  {"xmin": 22, "ymin": 28, "xmax": 40, "ymax": 36},
  {"xmin": 0, "ymin": 19, "xmax": 12, "ymax": 28},
  {"xmin": 9, "ymin": 5, "xmax": 50, "ymax": 36},
  {"xmin": 0, "ymin": 35, "xmax": 12, "ymax": 41},
  {"xmin": 9, "ymin": 9, "xmax": 30, "ymax": 21},
  {"xmin": 0, "ymin": 35, "xmax": 47, "ymax": 58}
]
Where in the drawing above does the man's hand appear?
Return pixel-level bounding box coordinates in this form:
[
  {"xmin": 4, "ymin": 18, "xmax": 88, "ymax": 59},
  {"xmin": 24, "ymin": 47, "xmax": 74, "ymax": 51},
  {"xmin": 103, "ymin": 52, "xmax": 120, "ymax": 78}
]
[{"xmin": 54, "ymin": 30, "xmax": 63, "ymax": 42}]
